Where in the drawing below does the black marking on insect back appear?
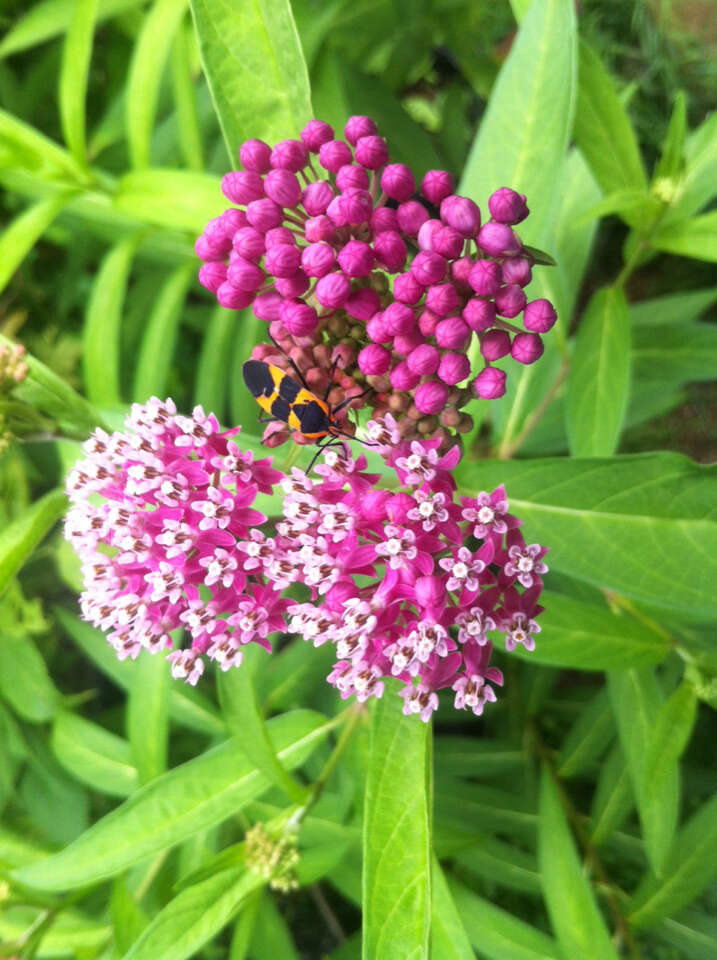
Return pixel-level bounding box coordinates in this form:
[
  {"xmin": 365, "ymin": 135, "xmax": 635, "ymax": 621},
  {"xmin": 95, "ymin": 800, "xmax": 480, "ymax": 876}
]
[
  {"xmin": 271, "ymin": 396, "xmax": 291, "ymax": 421},
  {"xmin": 279, "ymin": 375, "xmax": 302, "ymax": 403},
  {"xmin": 296, "ymin": 401, "xmax": 331, "ymax": 434},
  {"xmin": 243, "ymin": 361, "xmax": 275, "ymax": 398}
]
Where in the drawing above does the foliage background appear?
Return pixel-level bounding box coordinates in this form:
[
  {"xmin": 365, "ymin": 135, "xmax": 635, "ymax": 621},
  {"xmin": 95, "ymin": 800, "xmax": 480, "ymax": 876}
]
[{"xmin": 0, "ymin": 0, "xmax": 716, "ymax": 957}]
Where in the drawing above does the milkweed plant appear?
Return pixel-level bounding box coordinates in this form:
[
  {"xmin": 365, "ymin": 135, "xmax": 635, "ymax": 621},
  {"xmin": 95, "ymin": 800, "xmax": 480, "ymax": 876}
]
[{"xmin": 0, "ymin": 1, "xmax": 715, "ymax": 959}]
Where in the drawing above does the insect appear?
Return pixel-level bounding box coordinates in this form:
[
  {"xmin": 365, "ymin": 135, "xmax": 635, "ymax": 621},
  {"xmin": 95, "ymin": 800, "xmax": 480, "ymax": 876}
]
[{"xmin": 242, "ymin": 338, "xmax": 373, "ymax": 470}]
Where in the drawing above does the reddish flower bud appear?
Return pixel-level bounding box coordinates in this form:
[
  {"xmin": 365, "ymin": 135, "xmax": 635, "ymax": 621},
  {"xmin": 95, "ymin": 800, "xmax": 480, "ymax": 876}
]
[
  {"xmin": 435, "ymin": 316, "xmax": 470, "ymax": 350},
  {"xmin": 481, "ymin": 329, "xmax": 511, "ymax": 360},
  {"xmin": 264, "ymin": 168, "xmax": 301, "ymax": 208},
  {"xmin": 411, "ymin": 251, "xmax": 446, "ymax": 286},
  {"xmin": 397, "ymin": 200, "xmax": 429, "ymax": 236},
  {"xmin": 381, "ymin": 163, "xmax": 416, "ymax": 202},
  {"xmin": 337, "ymin": 239, "xmax": 374, "ymax": 277},
  {"xmin": 477, "ymin": 222, "xmax": 521, "ymax": 257},
  {"xmin": 407, "ymin": 343, "xmax": 440, "ymax": 376},
  {"xmin": 337, "ymin": 188, "xmax": 373, "ymax": 225},
  {"xmin": 336, "ymin": 164, "xmax": 370, "ymax": 191},
  {"xmin": 221, "ymin": 171, "xmax": 264, "ymax": 205},
  {"xmin": 494, "ymin": 284, "xmax": 527, "ymax": 318},
  {"xmin": 425, "ymin": 282, "xmax": 459, "ymax": 317},
  {"xmin": 301, "ymin": 242, "xmax": 336, "ymax": 278},
  {"xmin": 232, "ymin": 226, "xmax": 265, "ymax": 261},
  {"xmin": 265, "ymin": 243, "xmax": 301, "ymax": 278},
  {"xmin": 440, "ymin": 195, "xmax": 481, "ymax": 237},
  {"xmin": 279, "ymin": 298, "xmax": 319, "ymax": 337},
  {"xmin": 415, "ymin": 380, "xmax": 449, "ymax": 414},
  {"xmin": 393, "ymin": 272, "xmax": 424, "ymax": 305},
  {"xmin": 414, "ymin": 574, "xmax": 447, "ymax": 610},
  {"xmin": 195, "ymin": 235, "xmax": 226, "ymax": 262},
  {"xmin": 217, "ymin": 281, "xmax": 253, "ymax": 310},
  {"xmin": 220, "ymin": 208, "xmax": 247, "ymax": 237},
  {"xmin": 346, "ymin": 288, "xmax": 381, "ymax": 322},
  {"xmin": 438, "ymin": 351, "xmax": 470, "ymax": 385},
  {"xmin": 319, "ymin": 139, "xmax": 353, "ymax": 173},
  {"xmin": 274, "ymin": 270, "xmax": 310, "ymax": 298},
  {"xmin": 227, "ymin": 257, "xmax": 264, "ymax": 291},
  {"xmin": 383, "ymin": 302, "xmax": 415, "ymax": 337},
  {"xmin": 511, "ymin": 332, "xmax": 544, "ymax": 364},
  {"xmin": 523, "ymin": 298, "xmax": 557, "ymax": 333},
  {"xmin": 239, "ymin": 138, "xmax": 272, "ymax": 173},
  {"xmin": 302, "ymin": 181, "xmax": 334, "ymax": 216},
  {"xmin": 355, "ymin": 135, "xmax": 390, "ymax": 170},
  {"xmin": 421, "ymin": 170, "xmax": 455, "ymax": 205},
  {"xmin": 432, "ymin": 225, "xmax": 463, "ymax": 259},
  {"xmin": 468, "ymin": 259, "xmax": 502, "ymax": 296},
  {"xmin": 198, "ymin": 262, "xmax": 227, "ymax": 293},
  {"xmin": 501, "ymin": 257, "xmax": 532, "ymax": 287},
  {"xmin": 474, "ymin": 366, "xmax": 507, "ymax": 399},
  {"xmin": 371, "ymin": 207, "xmax": 399, "ymax": 234},
  {"xmin": 358, "ymin": 344, "xmax": 391, "ymax": 375},
  {"xmin": 304, "ymin": 215, "xmax": 335, "ymax": 242},
  {"xmin": 463, "ymin": 297, "xmax": 496, "ymax": 332},
  {"xmin": 264, "ymin": 226, "xmax": 295, "ymax": 248},
  {"xmin": 373, "ymin": 231, "xmax": 407, "ymax": 272},
  {"xmin": 245, "ymin": 198, "xmax": 283, "ymax": 231},
  {"xmin": 390, "ymin": 361, "xmax": 421, "ymax": 391},
  {"xmin": 253, "ymin": 291, "xmax": 282, "ymax": 322},
  {"xmin": 418, "ymin": 309, "xmax": 440, "ymax": 337},
  {"xmin": 393, "ymin": 330, "xmax": 425, "ymax": 356},
  {"xmin": 345, "ymin": 115, "xmax": 378, "ymax": 144},
  {"xmin": 316, "ymin": 272, "xmax": 351, "ymax": 309},
  {"xmin": 366, "ymin": 311, "xmax": 391, "ymax": 343},
  {"xmin": 326, "ymin": 194, "xmax": 348, "ymax": 227},
  {"xmin": 417, "ymin": 218, "xmax": 443, "ymax": 251},
  {"xmin": 450, "ymin": 255, "xmax": 474, "ymax": 290},
  {"xmin": 488, "ymin": 187, "xmax": 529, "ymax": 224},
  {"xmin": 270, "ymin": 139, "xmax": 309, "ymax": 172},
  {"xmin": 301, "ymin": 120, "xmax": 334, "ymax": 152}
]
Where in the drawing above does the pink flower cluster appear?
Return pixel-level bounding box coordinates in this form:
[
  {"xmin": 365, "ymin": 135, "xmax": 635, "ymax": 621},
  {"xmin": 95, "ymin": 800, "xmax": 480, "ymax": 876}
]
[{"xmin": 196, "ymin": 116, "xmax": 558, "ymax": 446}]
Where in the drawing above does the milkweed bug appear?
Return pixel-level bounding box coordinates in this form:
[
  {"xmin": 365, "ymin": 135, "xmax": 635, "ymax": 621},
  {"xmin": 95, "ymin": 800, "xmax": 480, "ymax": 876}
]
[{"xmin": 242, "ymin": 337, "xmax": 374, "ymax": 470}]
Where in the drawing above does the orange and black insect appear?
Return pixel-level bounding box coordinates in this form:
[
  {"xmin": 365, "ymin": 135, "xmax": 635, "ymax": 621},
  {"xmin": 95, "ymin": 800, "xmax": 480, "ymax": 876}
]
[{"xmin": 242, "ymin": 338, "xmax": 373, "ymax": 470}]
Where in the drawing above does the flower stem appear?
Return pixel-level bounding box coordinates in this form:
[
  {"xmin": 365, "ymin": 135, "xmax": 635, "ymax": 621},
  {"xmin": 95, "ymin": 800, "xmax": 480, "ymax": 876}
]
[{"xmin": 497, "ymin": 359, "xmax": 569, "ymax": 459}]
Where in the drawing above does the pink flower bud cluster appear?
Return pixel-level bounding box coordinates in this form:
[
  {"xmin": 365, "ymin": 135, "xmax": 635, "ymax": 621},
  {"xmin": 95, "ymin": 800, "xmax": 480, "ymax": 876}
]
[
  {"xmin": 64, "ymin": 399, "xmax": 288, "ymax": 684},
  {"xmin": 195, "ymin": 116, "xmax": 558, "ymax": 448}
]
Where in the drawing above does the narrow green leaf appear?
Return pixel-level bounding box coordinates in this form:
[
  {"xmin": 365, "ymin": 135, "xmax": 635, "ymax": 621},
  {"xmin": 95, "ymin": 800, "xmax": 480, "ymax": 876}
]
[
  {"xmin": 460, "ymin": 0, "xmax": 576, "ymax": 243},
  {"xmin": 171, "ymin": 19, "xmax": 204, "ymax": 170},
  {"xmin": 115, "ymin": 168, "xmax": 224, "ymax": 233},
  {"xmin": 126, "ymin": 0, "xmax": 188, "ymax": 168},
  {"xmin": 558, "ymin": 688, "xmax": 614, "ymax": 777},
  {"xmin": 629, "ymin": 791, "xmax": 717, "ymax": 928},
  {"xmin": 579, "ymin": 188, "xmax": 660, "ymax": 228},
  {"xmin": 0, "ymin": 488, "xmax": 67, "ymax": 597},
  {"xmin": 123, "ymin": 867, "xmax": 263, "ymax": 960},
  {"xmin": 59, "ymin": 0, "xmax": 98, "ymax": 166},
  {"xmin": 654, "ymin": 91, "xmax": 687, "ymax": 183},
  {"xmin": 651, "ymin": 211, "xmax": 717, "ymax": 263},
  {"xmin": 657, "ymin": 909, "xmax": 717, "ymax": 960},
  {"xmin": 194, "ymin": 305, "xmax": 236, "ymax": 416},
  {"xmin": 250, "ymin": 892, "xmax": 299, "ymax": 960},
  {"xmin": 133, "ymin": 263, "xmax": 193, "ymax": 402},
  {"xmin": 452, "ymin": 838, "xmax": 541, "ymax": 895},
  {"xmin": 111, "ymin": 878, "xmax": 149, "ymax": 955},
  {"xmin": 0, "ymin": 107, "xmax": 87, "ymax": 180},
  {"xmin": 14, "ymin": 710, "xmax": 328, "ymax": 890},
  {"xmin": 0, "ymin": 906, "xmax": 110, "ymax": 955},
  {"xmin": 538, "ymin": 768, "xmax": 619, "ymax": 959},
  {"xmin": 436, "ymin": 781, "xmax": 536, "ymax": 844},
  {"xmin": 189, "ymin": 0, "xmax": 312, "ymax": 162},
  {"xmin": 127, "ymin": 651, "xmax": 170, "ymax": 784},
  {"xmin": 0, "ymin": 192, "xmax": 75, "ymax": 294},
  {"xmin": 363, "ymin": 691, "xmax": 431, "ymax": 960},
  {"xmin": 630, "ymin": 287, "xmax": 717, "ymax": 326},
  {"xmin": 589, "ymin": 744, "xmax": 634, "ymax": 845},
  {"xmin": 217, "ymin": 650, "xmax": 308, "ymax": 805},
  {"xmin": 229, "ymin": 889, "xmax": 261, "ymax": 960},
  {"xmin": 670, "ymin": 110, "xmax": 717, "ymax": 222},
  {"xmin": 434, "ymin": 738, "xmax": 523, "ymax": 779},
  {"xmin": 52, "ymin": 710, "xmax": 138, "ymax": 796},
  {"xmin": 450, "ymin": 877, "xmax": 562, "ymax": 960},
  {"xmin": 633, "ymin": 322, "xmax": 717, "ymax": 384},
  {"xmin": 0, "ymin": 633, "xmax": 59, "ymax": 723},
  {"xmin": 430, "ymin": 860, "xmax": 474, "ymax": 960},
  {"xmin": 608, "ymin": 669, "xmax": 679, "ymax": 876},
  {"xmin": 574, "ymin": 39, "xmax": 647, "ymax": 195},
  {"xmin": 566, "ymin": 286, "xmax": 630, "ymax": 457},
  {"xmin": 83, "ymin": 235, "xmax": 140, "ymax": 406}
]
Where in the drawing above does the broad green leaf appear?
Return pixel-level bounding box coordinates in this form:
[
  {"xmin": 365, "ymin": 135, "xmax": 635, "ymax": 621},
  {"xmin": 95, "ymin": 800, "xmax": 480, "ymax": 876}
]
[
  {"xmin": 127, "ymin": 651, "xmax": 170, "ymax": 783},
  {"xmin": 59, "ymin": 0, "xmax": 97, "ymax": 167},
  {"xmin": 434, "ymin": 737, "xmax": 523, "ymax": 779},
  {"xmin": 460, "ymin": 0, "xmax": 576, "ymax": 244},
  {"xmin": 0, "ymin": 0, "xmax": 144, "ymax": 58},
  {"xmin": 0, "ymin": 825, "xmax": 50, "ymax": 868},
  {"xmin": 194, "ymin": 305, "xmax": 236, "ymax": 417},
  {"xmin": 608, "ymin": 670, "xmax": 678, "ymax": 876},
  {"xmin": 0, "ymin": 633, "xmax": 59, "ymax": 722},
  {"xmin": 589, "ymin": 744, "xmax": 633, "ymax": 845},
  {"xmin": 126, "ymin": 0, "xmax": 188, "ymax": 168},
  {"xmin": 654, "ymin": 91, "xmax": 687, "ymax": 182},
  {"xmin": 217, "ymin": 650, "xmax": 308, "ymax": 805},
  {"xmin": 123, "ymin": 867, "xmax": 263, "ymax": 960},
  {"xmin": 651, "ymin": 211, "xmax": 717, "ymax": 263},
  {"xmin": 250, "ymin": 892, "xmax": 299, "ymax": 960},
  {"xmin": 558, "ymin": 688, "xmax": 614, "ymax": 777},
  {"xmin": 504, "ymin": 591, "xmax": 670, "ymax": 670},
  {"xmin": 452, "ymin": 838, "xmax": 541, "ymax": 895},
  {"xmin": 133, "ymin": 263, "xmax": 193, "ymax": 401},
  {"xmin": 430, "ymin": 860, "xmax": 474, "ymax": 960},
  {"xmin": 171, "ymin": 19, "xmax": 204, "ymax": 170},
  {"xmin": 189, "ymin": 0, "xmax": 312, "ymax": 163},
  {"xmin": 229, "ymin": 890, "xmax": 262, "ymax": 960},
  {"xmin": 538, "ymin": 768, "xmax": 619, "ymax": 960},
  {"xmin": 628, "ymin": 791, "xmax": 717, "ymax": 928},
  {"xmin": 574, "ymin": 40, "xmax": 647, "ymax": 195},
  {"xmin": 629, "ymin": 287, "xmax": 717, "ymax": 326},
  {"xmin": 363, "ymin": 691, "xmax": 431, "ymax": 960},
  {"xmin": 14, "ymin": 710, "xmax": 328, "ymax": 890},
  {"xmin": 566, "ymin": 286, "xmax": 630, "ymax": 457},
  {"xmin": 0, "ymin": 192, "xmax": 75, "ymax": 294},
  {"xmin": 52, "ymin": 710, "xmax": 139, "ymax": 796},
  {"xmin": 455, "ymin": 452, "xmax": 717, "ymax": 619},
  {"xmin": 579, "ymin": 188, "xmax": 660, "ymax": 228},
  {"xmin": 83, "ymin": 235, "xmax": 140, "ymax": 406},
  {"xmin": 450, "ymin": 877, "xmax": 562, "ymax": 960},
  {"xmin": 0, "ymin": 488, "xmax": 67, "ymax": 597},
  {"xmin": 632, "ymin": 323, "xmax": 717, "ymax": 385},
  {"xmin": 21, "ymin": 737, "xmax": 89, "ymax": 845},
  {"xmin": 115, "ymin": 168, "xmax": 224, "ymax": 233}
]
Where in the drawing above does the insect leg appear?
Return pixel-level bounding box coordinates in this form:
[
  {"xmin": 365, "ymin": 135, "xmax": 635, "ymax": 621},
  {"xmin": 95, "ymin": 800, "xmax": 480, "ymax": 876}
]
[{"xmin": 332, "ymin": 385, "xmax": 373, "ymax": 414}]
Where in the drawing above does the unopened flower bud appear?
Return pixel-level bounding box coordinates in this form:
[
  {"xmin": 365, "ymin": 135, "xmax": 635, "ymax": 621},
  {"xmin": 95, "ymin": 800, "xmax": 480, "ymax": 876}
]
[
  {"xmin": 393, "ymin": 273, "xmax": 424, "ymax": 305},
  {"xmin": 275, "ymin": 270, "xmax": 310, "ymax": 298},
  {"xmin": 253, "ymin": 291, "xmax": 283, "ymax": 322},
  {"xmin": 233, "ymin": 226, "xmax": 265, "ymax": 261},
  {"xmin": 319, "ymin": 139, "xmax": 353, "ymax": 173},
  {"xmin": 438, "ymin": 352, "xmax": 470, "ymax": 385},
  {"xmin": 511, "ymin": 332, "xmax": 544, "ymax": 364},
  {"xmin": 265, "ymin": 243, "xmax": 301, "ymax": 278},
  {"xmin": 270, "ymin": 139, "xmax": 309, "ymax": 172},
  {"xmin": 450, "ymin": 255, "xmax": 474, "ymax": 290},
  {"xmin": 358, "ymin": 344, "xmax": 391, "ymax": 375},
  {"xmin": 304, "ymin": 215, "xmax": 335, "ymax": 242},
  {"xmin": 418, "ymin": 309, "xmax": 440, "ymax": 337},
  {"xmin": 355, "ymin": 135, "xmax": 390, "ymax": 170},
  {"xmin": 501, "ymin": 257, "xmax": 532, "ymax": 287},
  {"xmin": 435, "ymin": 316, "xmax": 469, "ymax": 350},
  {"xmin": 523, "ymin": 298, "xmax": 557, "ymax": 333},
  {"xmin": 346, "ymin": 288, "xmax": 381, "ymax": 322},
  {"xmin": 366, "ymin": 312, "xmax": 391, "ymax": 343},
  {"xmin": 301, "ymin": 120, "xmax": 334, "ymax": 152},
  {"xmin": 393, "ymin": 330, "xmax": 424, "ymax": 355},
  {"xmin": 468, "ymin": 260, "xmax": 502, "ymax": 296},
  {"xmin": 414, "ymin": 575, "xmax": 447, "ymax": 609},
  {"xmin": 383, "ymin": 302, "xmax": 415, "ymax": 337},
  {"xmin": 264, "ymin": 169, "xmax": 301, "ymax": 207},
  {"xmin": 397, "ymin": 200, "xmax": 429, "ymax": 236},
  {"xmin": 390, "ymin": 361, "xmax": 420, "ymax": 391},
  {"xmin": 488, "ymin": 187, "xmax": 529, "ymax": 224},
  {"xmin": 421, "ymin": 170, "xmax": 455, "ymax": 205},
  {"xmin": 301, "ymin": 242, "xmax": 336, "ymax": 278},
  {"xmin": 279, "ymin": 299, "xmax": 318, "ymax": 337},
  {"xmin": 239, "ymin": 138, "xmax": 272, "ymax": 172},
  {"xmin": 440, "ymin": 195, "xmax": 481, "ymax": 237},
  {"xmin": 373, "ymin": 231, "xmax": 407, "ymax": 272},
  {"xmin": 345, "ymin": 115, "xmax": 378, "ymax": 144},
  {"xmin": 432, "ymin": 226, "xmax": 463, "ymax": 259},
  {"xmin": 361, "ymin": 489, "xmax": 391, "ymax": 521},
  {"xmin": 481, "ymin": 329, "xmax": 511, "ymax": 360},
  {"xmin": 198, "ymin": 262, "xmax": 227, "ymax": 293},
  {"xmin": 417, "ymin": 219, "xmax": 442, "ymax": 251},
  {"xmin": 477, "ymin": 222, "xmax": 521, "ymax": 257},
  {"xmin": 381, "ymin": 163, "xmax": 416, "ymax": 202},
  {"xmin": 264, "ymin": 227, "xmax": 295, "ymax": 248},
  {"xmin": 217, "ymin": 282, "xmax": 253, "ymax": 310},
  {"xmin": 463, "ymin": 297, "xmax": 496, "ymax": 332},
  {"xmin": 337, "ymin": 188, "xmax": 373, "ymax": 225},
  {"xmin": 411, "ymin": 251, "xmax": 446, "ymax": 286},
  {"xmin": 222, "ymin": 171, "xmax": 264, "ymax": 205},
  {"xmin": 336, "ymin": 164, "xmax": 370, "ymax": 191},
  {"xmin": 316, "ymin": 272, "xmax": 351, "ymax": 309},
  {"xmin": 425, "ymin": 282, "xmax": 459, "ymax": 317},
  {"xmin": 302, "ymin": 181, "xmax": 334, "ymax": 216},
  {"xmin": 371, "ymin": 206, "xmax": 399, "ymax": 233},
  {"xmin": 407, "ymin": 343, "xmax": 440, "ymax": 375},
  {"xmin": 474, "ymin": 366, "xmax": 506, "ymax": 399},
  {"xmin": 494, "ymin": 284, "xmax": 527, "ymax": 318},
  {"xmin": 415, "ymin": 380, "xmax": 449, "ymax": 414},
  {"xmin": 246, "ymin": 198, "xmax": 283, "ymax": 231},
  {"xmin": 227, "ymin": 257, "xmax": 265, "ymax": 291},
  {"xmin": 337, "ymin": 239, "xmax": 374, "ymax": 277}
]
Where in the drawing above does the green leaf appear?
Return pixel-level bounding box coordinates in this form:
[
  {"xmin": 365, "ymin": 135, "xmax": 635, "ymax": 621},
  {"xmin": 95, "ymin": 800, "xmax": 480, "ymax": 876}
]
[
  {"xmin": 579, "ymin": 188, "xmax": 660, "ymax": 228},
  {"xmin": 455, "ymin": 452, "xmax": 717, "ymax": 619},
  {"xmin": 558, "ymin": 688, "xmax": 614, "ymax": 778},
  {"xmin": 628, "ymin": 791, "xmax": 717, "ymax": 929},
  {"xmin": 460, "ymin": 0, "xmax": 576, "ymax": 243},
  {"xmin": 52, "ymin": 710, "xmax": 139, "ymax": 796},
  {"xmin": 126, "ymin": 0, "xmax": 188, "ymax": 168},
  {"xmin": 123, "ymin": 867, "xmax": 263, "ymax": 960},
  {"xmin": 363, "ymin": 690, "xmax": 431, "ymax": 960},
  {"xmin": 0, "ymin": 906, "xmax": 110, "ymax": 955},
  {"xmin": 505, "ymin": 591, "xmax": 670, "ymax": 670},
  {"xmin": 654, "ymin": 91, "xmax": 687, "ymax": 183},
  {"xmin": 111, "ymin": 878, "xmax": 149, "ymax": 955},
  {"xmin": 574, "ymin": 39, "xmax": 647, "ymax": 195},
  {"xmin": 14, "ymin": 710, "xmax": 328, "ymax": 890},
  {"xmin": 0, "ymin": 488, "xmax": 67, "ymax": 597},
  {"xmin": 0, "ymin": 107, "xmax": 87, "ymax": 180},
  {"xmin": 651, "ymin": 211, "xmax": 717, "ymax": 263},
  {"xmin": 538, "ymin": 768, "xmax": 619, "ymax": 959},
  {"xmin": 250, "ymin": 892, "xmax": 299, "ymax": 960},
  {"xmin": 127, "ymin": 651, "xmax": 170, "ymax": 784},
  {"xmin": 633, "ymin": 323, "xmax": 717, "ymax": 385},
  {"xmin": 430, "ymin": 860, "xmax": 474, "ymax": 960},
  {"xmin": 171, "ymin": 19, "xmax": 204, "ymax": 170},
  {"xmin": 657, "ymin": 909, "xmax": 717, "ymax": 960},
  {"xmin": 450, "ymin": 877, "xmax": 562, "ymax": 960},
  {"xmin": 629, "ymin": 287, "xmax": 717, "ymax": 326},
  {"xmin": 194, "ymin": 305, "xmax": 236, "ymax": 416},
  {"xmin": 434, "ymin": 738, "xmax": 523, "ymax": 780},
  {"xmin": 608, "ymin": 669, "xmax": 679, "ymax": 876},
  {"xmin": 189, "ymin": 0, "xmax": 312, "ymax": 163},
  {"xmin": 59, "ymin": 0, "xmax": 97, "ymax": 167},
  {"xmin": 115, "ymin": 168, "xmax": 224, "ymax": 233},
  {"xmin": 0, "ymin": 633, "xmax": 59, "ymax": 723},
  {"xmin": 566, "ymin": 286, "xmax": 630, "ymax": 457},
  {"xmin": 670, "ymin": 110, "xmax": 717, "ymax": 222},
  {"xmin": 589, "ymin": 744, "xmax": 633, "ymax": 845},
  {"xmin": 0, "ymin": 191, "xmax": 76, "ymax": 294},
  {"xmin": 83, "ymin": 235, "xmax": 140, "ymax": 406},
  {"xmin": 217, "ymin": 650, "xmax": 308, "ymax": 805},
  {"xmin": 452, "ymin": 838, "xmax": 541, "ymax": 895},
  {"xmin": 133, "ymin": 263, "xmax": 193, "ymax": 402}
]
